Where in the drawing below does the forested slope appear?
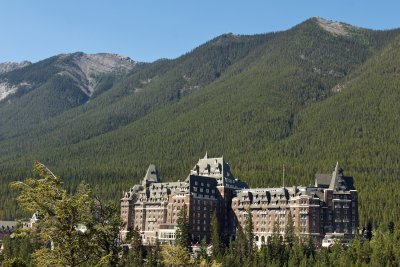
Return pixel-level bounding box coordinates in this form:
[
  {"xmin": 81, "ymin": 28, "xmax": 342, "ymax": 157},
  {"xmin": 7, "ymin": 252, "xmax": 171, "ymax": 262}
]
[
  {"xmin": 0, "ymin": 18, "xmax": 399, "ymax": 226},
  {"xmin": 268, "ymin": 35, "xmax": 400, "ymax": 225}
]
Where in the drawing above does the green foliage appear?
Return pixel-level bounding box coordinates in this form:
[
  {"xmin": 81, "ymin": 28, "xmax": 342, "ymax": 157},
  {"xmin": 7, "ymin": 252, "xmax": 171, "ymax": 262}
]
[
  {"xmin": 160, "ymin": 244, "xmax": 192, "ymax": 267},
  {"xmin": 197, "ymin": 238, "xmax": 209, "ymax": 264},
  {"xmin": 125, "ymin": 226, "xmax": 143, "ymax": 267},
  {"xmin": 210, "ymin": 210, "xmax": 222, "ymax": 259},
  {"xmin": 176, "ymin": 205, "xmax": 191, "ymax": 250},
  {"xmin": 0, "ymin": 257, "xmax": 28, "ymax": 267},
  {"xmin": 285, "ymin": 211, "xmax": 295, "ymax": 248},
  {"xmin": 0, "ymin": 18, "xmax": 400, "ymax": 232},
  {"xmin": 1, "ymin": 233, "xmax": 38, "ymax": 266},
  {"xmin": 5, "ymin": 163, "xmax": 123, "ymax": 267},
  {"xmin": 244, "ymin": 208, "xmax": 254, "ymax": 262},
  {"xmin": 6, "ymin": 163, "xmax": 400, "ymax": 266}
]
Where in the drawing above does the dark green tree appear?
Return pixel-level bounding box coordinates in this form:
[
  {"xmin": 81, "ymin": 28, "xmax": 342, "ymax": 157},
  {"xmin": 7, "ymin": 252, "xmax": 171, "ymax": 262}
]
[
  {"xmin": 210, "ymin": 210, "xmax": 222, "ymax": 258},
  {"xmin": 11, "ymin": 163, "xmax": 95, "ymax": 267},
  {"xmin": 176, "ymin": 204, "xmax": 191, "ymax": 250},
  {"xmin": 10, "ymin": 162, "xmax": 125, "ymax": 267},
  {"xmin": 233, "ymin": 224, "xmax": 247, "ymax": 264},
  {"xmin": 269, "ymin": 218, "xmax": 283, "ymax": 265},
  {"xmin": 197, "ymin": 238, "xmax": 209, "ymax": 265},
  {"xmin": 285, "ymin": 211, "xmax": 295, "ymax": 249},
  {"xmin": 126, "ymin": 226, "xmax": 143, "ymax": 267},
  {"xmin": 244, "ymin": 208, "xmax": 254, "ymax": 262},
  {"xmin": 91, "ymin": 196, "xmax": 123, "ymax": 266}
]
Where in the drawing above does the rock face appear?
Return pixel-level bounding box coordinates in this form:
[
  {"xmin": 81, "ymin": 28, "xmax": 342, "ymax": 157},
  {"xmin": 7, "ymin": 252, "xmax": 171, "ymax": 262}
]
[
  {"xmin": 0, "ymin": 82, "xmax": 18, "ymax": 100},
  {"xmin": 0, "ymin": 61, "xmax": 31, "ymax": 74},
  {"xmin": 56, "ymin": 53, "xmax": 136, "ymax": 95},
  {"xmin": 315, "ymin": 17, "xmax": 349, "ymax": 36},
  {"xmin": 0, "ymin": 53, "xmax": 136, "ymax": 101}
]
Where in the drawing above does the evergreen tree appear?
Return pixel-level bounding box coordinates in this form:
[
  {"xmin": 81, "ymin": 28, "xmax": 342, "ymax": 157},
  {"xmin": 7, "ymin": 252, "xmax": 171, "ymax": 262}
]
[
  {"xmin": 125, "ymin": 226, "xmax": 134, "ymax": 242},
  {"xmin": 285, "ymin": 210, "xmax": 295, "ymax": 248},
  {"xmin": 176, "ymin": 204, "xmax": 191, "ymax": 250},
  {"xmin": 91, "ymin": 196, "xmax": 122, "ymax": 266},
  {"xmin": 10, "ymin": 162, "xmax": 124, "ymax": 266},
  {"xmin": 11, "ymin": 163, "xmax": 95, "ymax": 266},
  {"xmin": 244, "ymin": 208, "xmax": 254, "ymax": 262},
  {"xmin": 210, "ymin": 210, "xmax": 222, "ymax": 259},
  {"xmin": 198, "ymin": 238, "xmax": 209, "ymax": 263},
  {"xmin": 233, "ymin": 224, "xmax": 247, "ymax": 264},
  {"xmin": 126, "ymin": 226, "xmax": 143, "ymax": 266},
  {"xmin": 160, "ymin": 244, "xmax": 192, "ymax": 267},
  {"xmin": 269, "ymin": 218, "xmax": 283, "ymax": 265}
]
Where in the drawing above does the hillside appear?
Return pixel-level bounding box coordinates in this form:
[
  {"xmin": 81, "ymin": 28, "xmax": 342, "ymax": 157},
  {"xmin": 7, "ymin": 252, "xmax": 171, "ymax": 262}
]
[
  {"xmin": 0, "ymin": 61, "xmax": 31, "ymax": 74},
  {"xmin": 0, "ymin": 18, "xmax": 399, "ymax": 226},
  {"xmin": 270, "ymin": 34, "xmax": 400, "ymax": 225}
]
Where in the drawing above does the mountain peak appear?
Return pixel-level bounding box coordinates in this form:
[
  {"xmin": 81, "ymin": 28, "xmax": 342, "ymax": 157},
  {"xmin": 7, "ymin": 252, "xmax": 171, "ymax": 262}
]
[
  {"xmin": 314, "ymin": 17, "xmax": 349, "ymax": 36},
  {"xmin": 56, "ymin": 52, "xmax": 137, "ymax": 95},
  {"xmin": 0, "ymin": 60, "xmax": 31, "ymax": 74}
]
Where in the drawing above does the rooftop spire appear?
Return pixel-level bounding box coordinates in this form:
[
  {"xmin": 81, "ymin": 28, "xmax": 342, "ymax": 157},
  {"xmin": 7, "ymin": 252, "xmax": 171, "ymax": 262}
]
[{"xmin": 329, "ymin": 162, "xmax": 341, "ymax": 190}]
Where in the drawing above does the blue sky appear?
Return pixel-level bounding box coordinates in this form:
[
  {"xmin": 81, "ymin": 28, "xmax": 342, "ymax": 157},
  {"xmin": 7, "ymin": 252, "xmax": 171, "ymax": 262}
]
[{"xmin": 2, "ymin": 0, "xmax": 400, "ymax": 63}]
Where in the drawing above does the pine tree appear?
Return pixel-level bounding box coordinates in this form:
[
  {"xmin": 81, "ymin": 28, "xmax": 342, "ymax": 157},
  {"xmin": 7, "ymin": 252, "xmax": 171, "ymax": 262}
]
[
  {"xmin": 270, "ymin": 218, "xmax": 283, "ymax": 264},
  {"xmin": 210, "ymin": 210, "xmax": 222, "ymax": 258},
  {"xmin": 160, "ymin": 244, "xmax": 192, "ymax": 267},
  {"xmin": 10, "ymin": 162, "xmax": 124, "ymax": 266},
  {"xmin": 11, "ymin": 163, "xmax": 95, "ymax": 266},
  {"xmin": 244, "ymin": 208, "xmax": 254, "ymax": 263},
  {"xmin": 91, "ymin": 196, "xmax": 122, "ymax": 266},
  {"xmin": 233, "ymin": 224, "xmax": 247, "ymax": 264},
  {"xmin": 197, "ymin": 238, "xmax": 209, "ymax": 265},
  {"xmin": 285, "ymin": 210, "xmax": 295, "ymax": 249},
  {"xmin": 127, "ymin": 226, "xmax": 143, "ymax": 266},
  {"xmin": 176, "ymin": 204, "xmax": 191, "ymax": 250}
]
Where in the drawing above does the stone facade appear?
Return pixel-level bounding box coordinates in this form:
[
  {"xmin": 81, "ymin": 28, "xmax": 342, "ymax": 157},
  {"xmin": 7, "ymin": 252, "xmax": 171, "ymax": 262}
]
[
  {"xmin": 121, "ymin": 154, "xmax": 248, "ymax": 245},
  {"xmin": 121, "ymin": 155, "xmax": 358, "ymax": 246}
]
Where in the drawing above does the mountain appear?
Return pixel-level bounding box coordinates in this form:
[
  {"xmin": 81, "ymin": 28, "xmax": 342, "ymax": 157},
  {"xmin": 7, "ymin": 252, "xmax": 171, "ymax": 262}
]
[
  {"xmin": 0, "ymin": 53, "xmax": 137, "ymax": 138},
  {"xmin": 0, "ymin": 53, "xmax": 135, "ymax": 101},
  {"xmin": 0, "ymin": 18, "xmax": 399, "ymax": 226},
  {"xmin": 0, "ymin": 60, "xmax": 31, "ymax": 74},
  {"xmin": 0, "ymin": 61, "xmax": 31, "ymax": 99}
]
